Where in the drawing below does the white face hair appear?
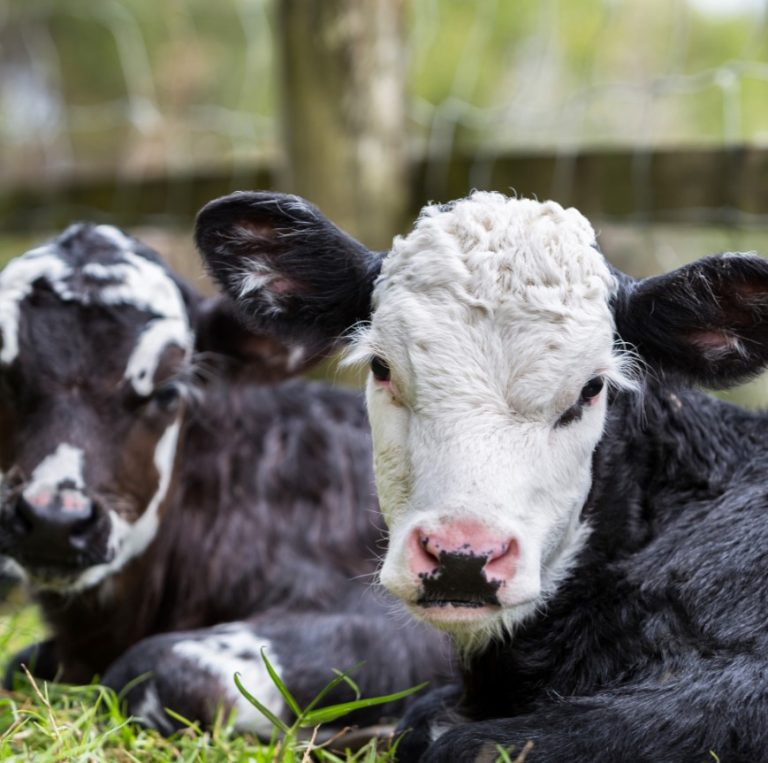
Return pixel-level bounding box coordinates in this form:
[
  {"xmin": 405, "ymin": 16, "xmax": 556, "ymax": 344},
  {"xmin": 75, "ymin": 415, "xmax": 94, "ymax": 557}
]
[{"xmin": 347, "ymin": 193, "xmax": 636, "ymax": 650}]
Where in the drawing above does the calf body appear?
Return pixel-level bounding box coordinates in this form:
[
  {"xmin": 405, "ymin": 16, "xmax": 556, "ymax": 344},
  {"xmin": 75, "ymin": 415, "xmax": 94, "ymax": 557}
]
[
  {"xmin": 197, "ymin": 190, "xmax": 768, "ymax": 761},
  {"xmin": 0, "ymin": 224, "xmax": 450, "ymax": 734}
]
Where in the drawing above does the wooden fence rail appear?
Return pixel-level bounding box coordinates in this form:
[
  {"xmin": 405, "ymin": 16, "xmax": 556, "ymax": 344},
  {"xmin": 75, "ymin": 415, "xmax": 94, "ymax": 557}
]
[{"xmin": 2, "ymin": 145, "xmax": 767, "ymax": 234}]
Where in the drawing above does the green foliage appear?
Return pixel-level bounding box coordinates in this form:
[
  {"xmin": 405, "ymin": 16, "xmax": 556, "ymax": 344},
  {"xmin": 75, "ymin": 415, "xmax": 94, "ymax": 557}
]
[
  {"xmin": 232, "ymin": 648, "xmax": 425, "ymax": 761},
  {"xmin": 0, "ymin": 602, "xmax": 403, "ymax": 761}
]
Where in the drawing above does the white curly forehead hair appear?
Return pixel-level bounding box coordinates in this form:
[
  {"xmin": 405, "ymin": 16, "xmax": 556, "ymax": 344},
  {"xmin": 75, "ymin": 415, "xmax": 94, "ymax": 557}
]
[
  {"xmin": 377, "ymin": 192, "xmax": 616, "ymax": 313},
  {"xmin": 357, "ymin": 193, "xmax": 629, "ymax": 416}
]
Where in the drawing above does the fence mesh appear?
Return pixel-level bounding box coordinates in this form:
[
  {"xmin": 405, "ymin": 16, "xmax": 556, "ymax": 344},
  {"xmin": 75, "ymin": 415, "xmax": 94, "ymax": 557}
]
[{"xmin": 2, "ymin": 0, "xmax": 768, "ymax": 187}]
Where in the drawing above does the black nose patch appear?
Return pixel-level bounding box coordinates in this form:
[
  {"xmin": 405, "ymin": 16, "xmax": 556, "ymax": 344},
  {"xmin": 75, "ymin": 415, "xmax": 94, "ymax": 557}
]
[{"xmin": 417, "ymin": 552, "xmax": 501, "ymax": 608}]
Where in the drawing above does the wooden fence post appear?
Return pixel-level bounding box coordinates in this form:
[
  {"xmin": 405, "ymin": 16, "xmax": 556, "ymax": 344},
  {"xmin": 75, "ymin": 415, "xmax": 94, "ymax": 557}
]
[{"xmin": 275, "ymin": 0, "xmax": 408, "ymax": 249}]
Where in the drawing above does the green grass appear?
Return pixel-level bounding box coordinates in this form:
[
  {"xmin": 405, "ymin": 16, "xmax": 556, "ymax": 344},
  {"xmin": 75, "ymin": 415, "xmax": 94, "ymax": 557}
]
[{"xmin": 0, "ymin": 598, "xmax": 404, "ymax": 762}]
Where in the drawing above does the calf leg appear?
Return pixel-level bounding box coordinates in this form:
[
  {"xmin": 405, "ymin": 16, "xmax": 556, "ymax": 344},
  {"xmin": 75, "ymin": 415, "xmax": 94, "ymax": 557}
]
[{"xmin": 103, "ymin": 612, "xmax": 451, "ymax": 736}]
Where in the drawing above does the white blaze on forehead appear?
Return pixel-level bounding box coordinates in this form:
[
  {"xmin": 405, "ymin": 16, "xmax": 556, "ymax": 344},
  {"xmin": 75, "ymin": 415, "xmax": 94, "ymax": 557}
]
[
  {"xmin": 0, "ymin": 246, "xmax": 71, "ymax": 364},
  {"xmin": 377, "ymin": 193, "xmax": 612, "ymax": 301},
  {"xmin": 172, "ymin": 626, "xmax": 284, "ymax": 735},
  {"xmin": 73, "ymin": 419, "xmax": 180, "ymax": 591},
  {"xmin": 94, "ymin": 250, "xmax": 186, "ymax": 317},
  {"xmin": 23, "ymin": 444, "xmax": 85, "ymax": 500}
]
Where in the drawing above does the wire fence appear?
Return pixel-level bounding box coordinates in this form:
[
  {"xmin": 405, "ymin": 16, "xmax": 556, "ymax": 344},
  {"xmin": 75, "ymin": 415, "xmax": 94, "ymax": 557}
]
[{"xmin": 2, "ymin": 0, "xmax": 768, "ymax": 191}]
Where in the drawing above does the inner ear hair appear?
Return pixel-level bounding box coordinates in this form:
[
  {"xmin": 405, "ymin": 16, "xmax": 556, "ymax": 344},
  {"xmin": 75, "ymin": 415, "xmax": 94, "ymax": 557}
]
[{"xmin": 195, "ymin": 191, "xmax": 385, "ymax": 352}]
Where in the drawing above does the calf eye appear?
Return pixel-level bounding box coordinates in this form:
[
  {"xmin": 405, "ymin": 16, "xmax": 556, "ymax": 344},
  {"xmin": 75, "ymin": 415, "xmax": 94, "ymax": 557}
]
[
  {"xmin": 580, "ymin": 376, "xmax": 604, "ymax": 402},
  {"xmin": 370, "ymin": 356, "xmax": 391, "ymax": 382}
]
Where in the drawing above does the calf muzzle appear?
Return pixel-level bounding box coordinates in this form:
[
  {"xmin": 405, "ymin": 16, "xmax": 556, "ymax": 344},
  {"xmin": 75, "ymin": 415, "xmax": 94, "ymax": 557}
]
[{"xmin": 2, "ymin": 488, "xmax": 108, "ymax": 569}]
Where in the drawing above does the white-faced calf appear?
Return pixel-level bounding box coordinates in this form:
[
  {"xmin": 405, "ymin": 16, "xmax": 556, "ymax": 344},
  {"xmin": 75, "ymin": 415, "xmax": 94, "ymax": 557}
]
[
  {"xmin": 198, "ymin": 190, "xmax": 768, "ymax": 762},
  {"xmin": 0, "ymin": 224, "xmax": 450, "ymax": 735}
]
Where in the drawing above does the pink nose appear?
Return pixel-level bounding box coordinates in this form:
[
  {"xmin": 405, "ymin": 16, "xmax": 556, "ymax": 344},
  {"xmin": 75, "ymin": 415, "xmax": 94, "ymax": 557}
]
[{"xmin": 408, "ymin": 521, "xmax": 518, "ymax": 584}]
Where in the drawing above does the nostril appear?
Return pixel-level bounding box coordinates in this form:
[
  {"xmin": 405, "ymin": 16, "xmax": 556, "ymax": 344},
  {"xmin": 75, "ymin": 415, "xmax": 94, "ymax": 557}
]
[
  {"xmin": 67, "ymin": 503, "xmax": 101, "ymax": 550},
  {"xmin": 408, "ymin": 529, "xmax": 442, "ymax": 576},
  {"xmin": 484, "ymin": 538, "xmax": 519, "ymax": 581},
  {"xmin": 419, "ymin": 533, "xmax": 441, "ymax": 562}
]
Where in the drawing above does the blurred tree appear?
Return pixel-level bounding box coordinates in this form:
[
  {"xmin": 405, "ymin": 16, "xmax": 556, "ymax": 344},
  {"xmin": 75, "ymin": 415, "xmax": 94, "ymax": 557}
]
[{"xmin": 275, "ymin": 0, "xmax": 408, "ymax": 249}]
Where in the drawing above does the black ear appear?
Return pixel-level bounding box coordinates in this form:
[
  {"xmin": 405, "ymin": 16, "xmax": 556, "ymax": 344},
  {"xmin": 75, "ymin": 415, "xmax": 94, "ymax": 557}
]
[
  {"xmin": 195, "ymin": 191, "xmax": 384, "ymax": 355},
  {"xmin": 193, "ymin": 297, "xmax": 319, "ymax": 382},
  {"xmin": 614, "ymin": 253, "xmax": 768, "ymax": 388}
]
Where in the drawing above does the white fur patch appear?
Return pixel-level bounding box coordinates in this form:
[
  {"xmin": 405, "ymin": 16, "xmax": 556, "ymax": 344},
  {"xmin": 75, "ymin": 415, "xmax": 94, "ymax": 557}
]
[
  {"xmin": 23, "ymin": 443, "xmax": 85, "ymax": 499},
  {"xmin": 93, "ymin": 224, "xmax": 133, "ymax": 251},
  {"xmin": 72, "ymin": 419, "xmax": 180, "ymax": 591},
  {"xmin": 124, "ymin": 318, "xmax": 192, "ymax": 396},
  {"xmin": 234, "ymin": 258, "xmax": 286, "ymax": 315},
  {"xmin": 0, "ymin": 556, "xmax": 28, "ymax": 583},
  {"xmin": 94, "ymin": 251, "xmax": 186, "ymax": 318},
  {"xmin": 0, "ymin": 248, "xmax": 70, "ymax": 364},
  {"xmin": 347, "ymin": 193, "xmax": 636, "ymax": 649},
  {"xmin": 94, "ymin": 250, "xmax": 194, "ymax": 395},
  {"xmin": 172, "ymin": 625, "xmax": 284, "ymax": 736}
]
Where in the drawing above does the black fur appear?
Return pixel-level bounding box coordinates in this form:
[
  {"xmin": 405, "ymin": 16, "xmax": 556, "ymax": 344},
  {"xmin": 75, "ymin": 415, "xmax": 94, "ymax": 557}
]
[{"xmin": 198, "ymin": 193, "xmax": 768, "ymax": 762}]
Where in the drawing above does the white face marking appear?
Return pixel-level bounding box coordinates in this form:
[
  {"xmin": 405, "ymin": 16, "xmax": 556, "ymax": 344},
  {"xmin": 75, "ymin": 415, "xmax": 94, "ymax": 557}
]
[
  {"xmin": 348, "ymin": 193, "xmax": 636, "ymax": 649},
  {"xmin": 125, "ymin": 318, "xmax": 192, "ymax": 397},
  {"xmin": 95, "ymin": 250, "xmax": 194, "ymax": 395},
  {"xmin": 0, "ymin": 248, "xmax": 70, "ymax": 364},
  {"xmin": 71, "ymin": 419, "xmax": 181, "ymax": 591},
  {"xmin": 23, "ymin": 444, "xmax": 85, "ymax": 501},
  {"xmin": 172, "ymin": 625, "xmax": 284, "ymax": 735}
]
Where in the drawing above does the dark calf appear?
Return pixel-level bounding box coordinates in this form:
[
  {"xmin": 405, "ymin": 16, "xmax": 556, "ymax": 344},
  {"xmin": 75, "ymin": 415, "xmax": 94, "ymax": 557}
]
[{"xmin": 0, "ymin": 224, "xmax": 451, "ymax": 734}]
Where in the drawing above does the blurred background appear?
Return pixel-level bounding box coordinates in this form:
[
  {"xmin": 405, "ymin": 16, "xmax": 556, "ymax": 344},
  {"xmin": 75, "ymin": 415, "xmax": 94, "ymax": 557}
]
[{"xmin": 1, "ymin": 0, "xmax": 768, "ymax": 401}]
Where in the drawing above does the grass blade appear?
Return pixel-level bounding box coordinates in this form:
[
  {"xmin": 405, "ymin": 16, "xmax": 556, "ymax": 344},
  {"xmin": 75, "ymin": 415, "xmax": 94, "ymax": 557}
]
[
  {"xmin": 330, "ymin": 669, "xmax": 361, "ymax": 701},
  {"xmin": 300, "ymin": 682, "xmax": 428, "ymax": 727},
  {"xmin": 304, "ymin": 663, "xmax": 365, "ymax": 714},
  {"xmin": 233, "ymin": 671, "xmax": 290, "ymax": 734},
  {"xmin": 259, "ymin": 647, "xmax": 302, "ymax": 719}
]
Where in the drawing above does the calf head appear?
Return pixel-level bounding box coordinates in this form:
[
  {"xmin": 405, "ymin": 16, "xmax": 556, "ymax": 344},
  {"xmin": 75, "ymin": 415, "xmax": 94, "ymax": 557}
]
[
  {"xmin": 0, "ymin": 223, "xmax": 311, "ymax": 593},
  {"xmin": 197, "ymin": 190, "xmax": 768, "ymax": 650}
]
